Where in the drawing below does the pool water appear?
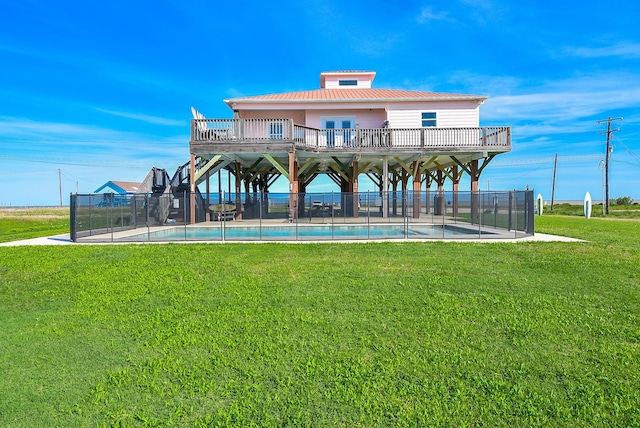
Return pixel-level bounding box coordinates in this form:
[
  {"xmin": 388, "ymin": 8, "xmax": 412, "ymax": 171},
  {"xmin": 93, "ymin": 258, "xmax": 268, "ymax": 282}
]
[{"xmin": 130, "ymin": 224, "xmax": 491, "ymax": 241}]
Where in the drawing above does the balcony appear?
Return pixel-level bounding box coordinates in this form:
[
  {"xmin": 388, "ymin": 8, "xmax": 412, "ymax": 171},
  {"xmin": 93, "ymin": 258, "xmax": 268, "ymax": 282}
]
[{"xmin": 189, "ymin": 118, "xmax": 511, "ymax": 154}]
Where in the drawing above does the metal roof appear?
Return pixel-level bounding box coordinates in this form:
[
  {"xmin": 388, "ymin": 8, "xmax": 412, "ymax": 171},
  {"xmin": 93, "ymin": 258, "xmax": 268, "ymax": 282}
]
[{"xmin": 225, "ymin": 88, "xmax": 487, "ymax": 105}]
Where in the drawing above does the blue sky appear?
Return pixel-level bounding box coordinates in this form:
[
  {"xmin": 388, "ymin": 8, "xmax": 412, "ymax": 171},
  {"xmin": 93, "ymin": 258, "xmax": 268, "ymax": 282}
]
[{"xmin": 1, "ymin": 0, "xmax": 639, "ymax": 206}]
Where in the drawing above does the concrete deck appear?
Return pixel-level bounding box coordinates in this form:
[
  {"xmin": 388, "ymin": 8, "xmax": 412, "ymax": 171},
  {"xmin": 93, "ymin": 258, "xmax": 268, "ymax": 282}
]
[{"xmin": 0, "ymin": 229, "xmax": 583, "ymax": 246}]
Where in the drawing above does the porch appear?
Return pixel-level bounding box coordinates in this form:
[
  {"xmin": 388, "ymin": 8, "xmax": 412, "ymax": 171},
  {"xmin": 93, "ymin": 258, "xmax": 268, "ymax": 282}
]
[{"xmin": 189, "ymin": 118, "xmax": 511, "ymax": 153}]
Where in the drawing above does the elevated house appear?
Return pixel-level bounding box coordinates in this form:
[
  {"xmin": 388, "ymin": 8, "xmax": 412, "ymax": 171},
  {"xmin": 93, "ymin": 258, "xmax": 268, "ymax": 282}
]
[{"xmin": 188, "ymin": 71, "xmax": 511, "ymax": 222}]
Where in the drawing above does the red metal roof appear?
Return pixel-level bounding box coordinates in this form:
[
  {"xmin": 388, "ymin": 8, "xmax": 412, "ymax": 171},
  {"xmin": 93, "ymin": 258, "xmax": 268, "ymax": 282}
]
[{"xmin": 226, "ymin": 88, "xmax": 487, "ymax": 104}]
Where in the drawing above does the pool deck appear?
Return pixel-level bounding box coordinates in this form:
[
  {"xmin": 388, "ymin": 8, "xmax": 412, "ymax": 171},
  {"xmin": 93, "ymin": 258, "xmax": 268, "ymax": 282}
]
[{"xmin": 1, "ymin": 218, "xmax": 583, "ymax": 246}]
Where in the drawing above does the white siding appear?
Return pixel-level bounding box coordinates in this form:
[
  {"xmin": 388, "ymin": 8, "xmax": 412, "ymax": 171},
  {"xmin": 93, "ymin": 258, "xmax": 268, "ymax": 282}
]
[
  {"xmin": 323, "ymin": 76, "xmax": 373, "ymax": 89},
  {"xmin": 236, "ymin": 101, "xmax": 481, "ymax": 128},
  {"xmin": 240, "ymin": 110, "xmax": 306, "ymax": 124},
  {"xmin": 386, "ymin": 102, "xmax": 480, "ymax": 128},
  {"xmin": 306, "ymin": 109, "xmax": 387, "ymax": 128}
]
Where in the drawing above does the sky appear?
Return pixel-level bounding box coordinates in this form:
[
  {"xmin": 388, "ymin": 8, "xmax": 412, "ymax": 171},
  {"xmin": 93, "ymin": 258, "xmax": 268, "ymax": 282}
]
[{"xmin": 1, "ymin": 0, "xmax": 639, "ymax": 206}]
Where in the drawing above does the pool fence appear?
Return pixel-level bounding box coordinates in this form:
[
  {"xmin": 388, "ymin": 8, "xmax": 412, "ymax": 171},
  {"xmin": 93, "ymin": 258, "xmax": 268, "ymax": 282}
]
[{"xmin": 70, "ymin": 190, "xmax": 535, "ymax": 243}]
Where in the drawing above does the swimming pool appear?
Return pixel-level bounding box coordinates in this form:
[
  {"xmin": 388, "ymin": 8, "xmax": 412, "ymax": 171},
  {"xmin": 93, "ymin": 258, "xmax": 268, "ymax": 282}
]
[{"xmin": 124, "ymin": 223, "xmax": 494, "ymax": 241}]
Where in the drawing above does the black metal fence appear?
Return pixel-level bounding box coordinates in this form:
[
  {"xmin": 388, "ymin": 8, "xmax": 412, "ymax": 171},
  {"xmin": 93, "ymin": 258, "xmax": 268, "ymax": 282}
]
[{"xmin": 70, "ymin": 190, "xmax": 534, "ymax": 243}]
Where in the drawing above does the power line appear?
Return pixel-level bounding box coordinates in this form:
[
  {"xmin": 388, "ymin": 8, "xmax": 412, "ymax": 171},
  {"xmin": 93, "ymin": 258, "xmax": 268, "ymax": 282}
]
[
  {"xmin": 491, "ymin": 154, "xmax": 603, "ymax": 167},
  {"xmin": 0, "ymin": 155, "xmax": 169, "ymax": 169},
  {"xmin": 612, "ymin": 158, "xmax": 640, "ymax": 167},
  {"xmin": 551, "ymin": 153, "xmax": 558, "ymax": 210},
  {"xmin": 612, "ymin": 134, "xmax": 640, "ymax": 164}
]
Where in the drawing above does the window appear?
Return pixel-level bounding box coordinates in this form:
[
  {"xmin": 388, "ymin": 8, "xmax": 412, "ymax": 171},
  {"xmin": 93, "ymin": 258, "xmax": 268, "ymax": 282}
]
[
  {"xmin": 338, "ymin": 79, "xmax": 358, "ymax": 86},
  {"xmin": 421, "ymin": 112, "xmax": 437, "ymax": 127},
  {"xmin": 269, "ymin": 122, "xmax": 283, "ymax": 139}
]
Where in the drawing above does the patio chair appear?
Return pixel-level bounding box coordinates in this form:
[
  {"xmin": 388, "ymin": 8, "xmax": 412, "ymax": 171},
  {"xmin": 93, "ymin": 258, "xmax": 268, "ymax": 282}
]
[{"xmin": 191, "ymin": 106, "xmax": 212, "ymax": 139}]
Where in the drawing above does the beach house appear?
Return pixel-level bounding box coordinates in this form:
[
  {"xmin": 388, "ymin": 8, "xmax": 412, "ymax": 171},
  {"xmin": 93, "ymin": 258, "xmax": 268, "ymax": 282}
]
[{"xmin": 188, "ymin": 71, "xmax": 511, "ymax": 222}]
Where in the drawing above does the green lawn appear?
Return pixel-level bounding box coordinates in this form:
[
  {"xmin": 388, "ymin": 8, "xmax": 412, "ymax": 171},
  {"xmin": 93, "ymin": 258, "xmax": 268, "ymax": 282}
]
[
  {"xmin": 545, "ymin": 202, "xmax": 640, "ymax": 218},
  {"xmin": 0, "ymin": 214, "xmax": 638, "ymax": 426},
  {"xmin": 0, "ymin": 207, "xmax": 69, "ymax": 243}
]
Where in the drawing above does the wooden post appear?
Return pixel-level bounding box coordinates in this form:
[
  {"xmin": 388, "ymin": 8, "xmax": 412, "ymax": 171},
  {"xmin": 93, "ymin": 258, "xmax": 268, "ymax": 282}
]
[
  {"xmin": 452, "ymin": 165, "xmax": 459, "ymax": 218},
  {"xmin": 235, "ymin": 162, "xmax": 242, "ymax": 220},
  {"xmin": 435, "ymin": 169, "xmax": 445, "ymax": 216},
  {"xmin": 205, "ymin": 169, "xmax": 210, "ymax": 221},
  {"xmin": 437, "ymin": 169, "xmax": 444, "ymax": 193},
  {"xmin": 382, "ymin": 155, "xmax": 389, "ymax": 218},
  {"xmin": 189, "ymin": 153, "xmax": 196, "ymax": 224},
  {"xmin": 288, "ymin": 151, "xmax": 298, "ymax": 220},
  {"xmin": 401, "ymin": 169, "xmax": 408, "ymax": 216},
  {"xmin": 412, "ymin": 161, "xmax": 421, "ymax": 218},
  {"xmin": 471, "ymin": 159, "xmax": 479, "ymax": 222},
  {"xmin": 243, "ymin": 175, "xmax": 251, "ymax": 217},
  {"xmin": 391, "ymin": 173, "xmax": 398, "ymax": 216},
  {"xmin": 352, "ymin": 160, "xmax": 359, "ymax": 218},
  {"xmin": 425, "ymin": 174, "xmax": 432, "ymax": 214}
]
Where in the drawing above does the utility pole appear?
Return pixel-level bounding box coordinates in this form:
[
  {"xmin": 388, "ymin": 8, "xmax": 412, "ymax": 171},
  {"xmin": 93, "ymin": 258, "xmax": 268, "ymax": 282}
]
[
  {"xmin": 58, "ymin": 168, "xmax": 63, "ymax": 207},
  {"xmin": 596, "ymin": 117, "xmax": 623, "ymax": 214},
  {"xmin": 551, "ymin": 153, "xmax": 558, "ymax": 211}
]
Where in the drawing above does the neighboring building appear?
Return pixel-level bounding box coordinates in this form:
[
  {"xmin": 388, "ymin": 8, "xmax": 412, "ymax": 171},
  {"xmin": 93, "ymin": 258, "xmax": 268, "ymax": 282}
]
[
  {"xmin": 94, "ymin": 181, "xmax": 141, "ymax": 207},
  {"xmin": 188, "ymin": 71, "xmax": 511, "ymax": 221},
  {"xmin": 94, "ymin": 181, "xmax": 141, "ymax": 195}
]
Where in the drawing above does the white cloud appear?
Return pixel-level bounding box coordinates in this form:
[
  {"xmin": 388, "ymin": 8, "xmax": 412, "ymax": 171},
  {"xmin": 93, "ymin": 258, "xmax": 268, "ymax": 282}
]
[
  {"xmin": 564, "ymin": 42, "xmax": 640, "ymax": 59},
  {"xmin": 456, "ymin": 0, "xmax": 506, "ymax": 25},
  {"xmin": 484, "ymin": 87, "xmax": 640, "ymax": 123},
  {"xmin": 95, "ymin": 108, "xmax": 185, "ymax": 126},
  {"xmin": 509, "ymin": 123, "xmax": 597, "ymax": 140},
  {"xmin": 479, "ymin": 73, "xmax": 640, "ymax": 128},
  {"xmin": 416, "ymin": 7, "xmax": 450, "ymax": 23},
  {"xmin": 0, "ymin": 116, "xmax": 188, "ymax": 167}
]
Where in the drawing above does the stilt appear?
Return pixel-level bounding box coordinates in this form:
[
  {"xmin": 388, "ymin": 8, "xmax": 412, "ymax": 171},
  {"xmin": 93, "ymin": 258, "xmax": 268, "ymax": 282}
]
[
  {"xmin": 435, "ymin": 169, "xmax": 445, "ymax": 216},
  {"xmin": 382, "ymin": 155, "xmax": 389, "ymax": 218},
  {"xmin": 235, "ymin": 162, "xmax": 242, "ymax": 220},
  {"xmin": 412, "ymin": 161, "xmax": 421, "ymax": 219},
  {"xmin": 243, "ymin": 174, "xmax": 251, "ymax": 217},
  {"xmin": 189, "ymin": 153, "xmax": 196, "ymax": 224},
  {"xmin": 391, "ymin": 173, "xmax": 398, "ymax": 216},
  {"xmin": 206, "ymin": 169, "xmax": 210, "ymax": 221},
  {"xmin": 425, "ymin": 173, "xmax": 432, "ymax": 214},
  {"xmin": 452, "ymin": 165, "xmax": 459, "ymax": 218},
  {"xmin": 352, "ymin": 160, "xmax": 359, "ymax": 218},
  {"xmin": 470, "ymin": 159, "xmax": 479, "ymax": 223},
  {"xmin": 288, "ymin": 151, "xmax": 298, "ymax": 220},
  {"xmin": 400, "ymin": 169, "xmax": 408, "ymax": 217}
]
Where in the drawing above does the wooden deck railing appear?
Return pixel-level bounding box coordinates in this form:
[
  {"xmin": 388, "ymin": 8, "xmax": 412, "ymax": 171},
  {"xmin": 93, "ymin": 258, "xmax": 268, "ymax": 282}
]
[{"xmin": 191, "ymin": 119, "xmax": 511, "ymax": 150}]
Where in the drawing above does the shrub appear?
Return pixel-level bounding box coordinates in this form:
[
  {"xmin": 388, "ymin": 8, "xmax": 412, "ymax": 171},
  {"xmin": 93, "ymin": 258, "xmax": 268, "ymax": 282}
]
[{"xmin": 613, "ymin": 196, "xmax": 634, "ymax": 206}]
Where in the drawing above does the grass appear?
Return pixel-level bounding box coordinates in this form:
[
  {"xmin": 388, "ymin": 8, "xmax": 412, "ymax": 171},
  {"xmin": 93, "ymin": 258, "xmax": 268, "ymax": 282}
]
[
  {"xmin": 546, "ymin": 202, "xmax": 640, "ymax": 218},
  {"xmin": 0, "ymin": 207, "xmax": 69, "ymax": 243},
  {"xmin": 0, "ymin": 211, "xmax": 639, "ymax": 426}
]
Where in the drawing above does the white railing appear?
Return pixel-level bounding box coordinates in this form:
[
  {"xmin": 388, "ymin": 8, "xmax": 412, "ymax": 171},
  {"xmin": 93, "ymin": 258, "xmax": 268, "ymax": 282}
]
[
  {"xmin": 191, "ymin": 119, "xmax": 510, "ymax": 150},
  {"xmin": 191, "ymin": 119, "xmax": 293, "ymax": 141}
]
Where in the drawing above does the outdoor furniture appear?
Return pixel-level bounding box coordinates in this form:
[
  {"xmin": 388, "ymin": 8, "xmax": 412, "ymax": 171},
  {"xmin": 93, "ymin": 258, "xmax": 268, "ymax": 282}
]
[
  {"xmin": 192, "ymin": 107, "xmax": 236, "ymax": 140},
  {"xmin": 209, "ymin": 204, "xmax": 236, "ymax": 221},
  {"xmin": 191, "ymin": 106, "xmax": 210, "ymax": 139}
]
